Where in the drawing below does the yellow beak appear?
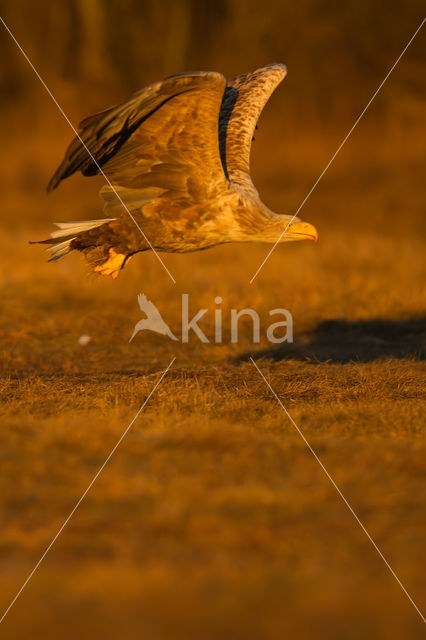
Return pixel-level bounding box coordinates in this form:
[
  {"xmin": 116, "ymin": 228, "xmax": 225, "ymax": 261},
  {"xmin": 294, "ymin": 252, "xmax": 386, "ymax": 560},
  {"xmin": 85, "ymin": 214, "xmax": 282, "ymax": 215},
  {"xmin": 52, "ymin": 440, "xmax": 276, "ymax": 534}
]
[{"xmin": 286, "ymin": 220, "xmax": 318, "ymax": 242}]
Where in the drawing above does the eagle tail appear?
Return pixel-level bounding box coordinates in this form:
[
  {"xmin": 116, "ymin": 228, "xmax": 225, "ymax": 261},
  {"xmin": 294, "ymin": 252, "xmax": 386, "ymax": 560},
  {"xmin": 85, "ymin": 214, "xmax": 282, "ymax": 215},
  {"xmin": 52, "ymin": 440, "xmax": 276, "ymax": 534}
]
[{"xmin": 31, "ymin": 218, "xmax": 115, "ymax": 263}]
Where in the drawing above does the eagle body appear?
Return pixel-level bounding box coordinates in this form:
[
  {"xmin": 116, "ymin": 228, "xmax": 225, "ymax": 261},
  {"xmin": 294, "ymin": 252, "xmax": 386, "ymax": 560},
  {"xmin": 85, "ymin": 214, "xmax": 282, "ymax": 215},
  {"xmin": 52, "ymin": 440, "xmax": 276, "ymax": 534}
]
[{"xmin": 39, "ymin": 64, "xmax": 317, "ymax": 278}]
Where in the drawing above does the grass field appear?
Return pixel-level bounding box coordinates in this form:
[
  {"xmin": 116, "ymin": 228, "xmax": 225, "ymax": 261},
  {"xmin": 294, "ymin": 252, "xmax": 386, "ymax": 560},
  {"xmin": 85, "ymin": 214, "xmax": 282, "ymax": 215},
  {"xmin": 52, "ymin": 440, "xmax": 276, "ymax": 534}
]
[{"xmin": 1, "ymin": 94, "xmax": 425, "ymax": 639}]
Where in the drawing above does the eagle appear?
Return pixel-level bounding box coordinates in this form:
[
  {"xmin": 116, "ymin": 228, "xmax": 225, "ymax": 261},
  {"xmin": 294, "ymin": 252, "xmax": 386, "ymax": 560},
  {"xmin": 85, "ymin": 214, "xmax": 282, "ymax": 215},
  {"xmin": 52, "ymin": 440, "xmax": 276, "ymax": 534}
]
[{"xmin": 38, "ymin": 64, "xmax": 318, "ymax": 278}]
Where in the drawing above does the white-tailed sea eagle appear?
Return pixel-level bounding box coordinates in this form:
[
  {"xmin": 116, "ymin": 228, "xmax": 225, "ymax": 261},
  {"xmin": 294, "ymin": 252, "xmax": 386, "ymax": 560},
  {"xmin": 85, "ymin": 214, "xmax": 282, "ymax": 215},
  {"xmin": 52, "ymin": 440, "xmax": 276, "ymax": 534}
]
[{"xmin": 37, "ymin": 64, "xmax": 318, "ymax": 278}]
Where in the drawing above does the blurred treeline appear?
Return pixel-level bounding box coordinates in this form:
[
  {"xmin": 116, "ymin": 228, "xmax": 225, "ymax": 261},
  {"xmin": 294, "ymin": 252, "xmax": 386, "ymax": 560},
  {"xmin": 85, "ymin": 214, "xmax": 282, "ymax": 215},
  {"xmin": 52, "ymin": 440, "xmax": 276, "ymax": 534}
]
[{"xmin": 1, "ymin": 0, "xmax": 425, "ymax": 124}]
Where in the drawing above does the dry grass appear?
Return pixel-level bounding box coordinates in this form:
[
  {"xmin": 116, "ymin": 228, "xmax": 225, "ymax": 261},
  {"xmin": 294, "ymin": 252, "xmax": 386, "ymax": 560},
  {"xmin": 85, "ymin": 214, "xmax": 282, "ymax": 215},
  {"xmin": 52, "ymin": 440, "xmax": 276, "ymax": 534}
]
[{"xmin": 1, "ymin": 103, "xmax": 425, "ymax": 638}]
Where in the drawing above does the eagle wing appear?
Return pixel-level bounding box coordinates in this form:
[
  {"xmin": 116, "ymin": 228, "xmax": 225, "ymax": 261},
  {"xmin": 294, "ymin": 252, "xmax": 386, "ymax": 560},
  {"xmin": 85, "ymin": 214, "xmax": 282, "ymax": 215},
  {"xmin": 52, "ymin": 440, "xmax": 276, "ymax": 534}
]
[
  {"xmin": 219, "ymin": 63, "xmax": 287, "ymax": 197},
  {"xmin": 48, "ymin": 72, "xmax": 228, "ymax": 219}
]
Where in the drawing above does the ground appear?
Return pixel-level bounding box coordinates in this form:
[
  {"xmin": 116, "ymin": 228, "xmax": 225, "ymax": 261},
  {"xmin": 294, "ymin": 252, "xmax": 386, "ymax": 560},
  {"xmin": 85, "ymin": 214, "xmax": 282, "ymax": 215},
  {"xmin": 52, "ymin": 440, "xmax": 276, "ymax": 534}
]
[{"xmin": 0, "ymin": 108, "xmax": 425, "ymax": 638}]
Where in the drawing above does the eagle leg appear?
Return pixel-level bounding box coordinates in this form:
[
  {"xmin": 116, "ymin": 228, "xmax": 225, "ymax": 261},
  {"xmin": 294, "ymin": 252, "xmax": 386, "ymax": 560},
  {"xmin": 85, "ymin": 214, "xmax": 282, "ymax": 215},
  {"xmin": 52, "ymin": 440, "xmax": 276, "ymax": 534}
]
[{"xmin": 93, "ymin": 248, "xmax": 126, "ymax": 279}]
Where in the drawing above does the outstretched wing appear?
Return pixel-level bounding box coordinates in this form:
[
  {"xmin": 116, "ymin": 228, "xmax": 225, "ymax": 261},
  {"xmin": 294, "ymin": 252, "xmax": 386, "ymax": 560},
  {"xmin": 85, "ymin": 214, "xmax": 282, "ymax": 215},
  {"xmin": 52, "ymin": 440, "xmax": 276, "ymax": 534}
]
[
  {"xmin": 219, "ymin": 63, "xmax": 287, "ymax": 196},
  {"xmin": 48, "ymin": 72, "xmax": 228, "ymax": 216}
]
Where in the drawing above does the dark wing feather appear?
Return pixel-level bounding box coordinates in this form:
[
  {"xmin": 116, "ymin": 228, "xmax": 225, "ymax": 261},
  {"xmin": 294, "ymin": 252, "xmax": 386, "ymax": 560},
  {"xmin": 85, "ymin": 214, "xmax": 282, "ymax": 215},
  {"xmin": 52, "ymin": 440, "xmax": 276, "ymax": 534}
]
[
  {"xmin": 47, "ymin": 71, "xmax": 227, "ymax": 197},
  {"xmin": 219, "ymin": 63, "xmax": 287, "ymax": 195}
]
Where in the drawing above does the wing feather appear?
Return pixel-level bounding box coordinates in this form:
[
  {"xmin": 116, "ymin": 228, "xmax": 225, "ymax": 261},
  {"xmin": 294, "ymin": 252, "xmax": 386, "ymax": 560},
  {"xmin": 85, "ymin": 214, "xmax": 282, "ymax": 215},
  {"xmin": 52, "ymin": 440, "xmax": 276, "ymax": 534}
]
[
  {"xmin": 219, "ymin": 63, "xmax": 287, "ymax": 195},
  {"xmin": 47, "ymin": 72, "xmax": 228, "ymax": 204}
]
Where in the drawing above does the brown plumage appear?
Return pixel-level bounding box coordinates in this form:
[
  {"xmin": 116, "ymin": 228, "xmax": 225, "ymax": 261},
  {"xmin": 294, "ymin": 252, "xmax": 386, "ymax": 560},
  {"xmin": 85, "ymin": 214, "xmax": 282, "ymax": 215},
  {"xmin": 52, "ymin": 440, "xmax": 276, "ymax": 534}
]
[{"xmin": 38, "ymin": 64, "xmax": 317, "ymax": 278}]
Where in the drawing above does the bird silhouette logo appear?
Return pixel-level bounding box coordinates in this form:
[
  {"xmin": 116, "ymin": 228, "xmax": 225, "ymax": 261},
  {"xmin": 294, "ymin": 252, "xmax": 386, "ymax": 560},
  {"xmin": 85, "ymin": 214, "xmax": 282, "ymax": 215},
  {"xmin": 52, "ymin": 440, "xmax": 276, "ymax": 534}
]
[{"xmin": 129, "ymin": 293, "xmax": 178, "ymax": 342}]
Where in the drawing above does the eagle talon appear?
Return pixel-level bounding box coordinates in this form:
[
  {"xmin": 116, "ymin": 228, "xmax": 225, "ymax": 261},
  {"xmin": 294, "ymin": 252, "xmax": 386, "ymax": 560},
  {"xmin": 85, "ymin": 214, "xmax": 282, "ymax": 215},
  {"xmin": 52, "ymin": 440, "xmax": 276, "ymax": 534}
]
[{"xmin": 94, "ymin": 248, "xmax": 126, "ymax": 278}]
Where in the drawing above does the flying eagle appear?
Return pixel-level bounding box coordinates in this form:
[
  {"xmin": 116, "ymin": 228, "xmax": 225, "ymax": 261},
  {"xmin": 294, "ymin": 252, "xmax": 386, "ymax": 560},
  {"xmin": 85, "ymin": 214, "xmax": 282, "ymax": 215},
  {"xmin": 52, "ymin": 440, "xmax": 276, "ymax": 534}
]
[{"xmin": 38, "ymin": 64, "xmax": 318, "ymax": 278}]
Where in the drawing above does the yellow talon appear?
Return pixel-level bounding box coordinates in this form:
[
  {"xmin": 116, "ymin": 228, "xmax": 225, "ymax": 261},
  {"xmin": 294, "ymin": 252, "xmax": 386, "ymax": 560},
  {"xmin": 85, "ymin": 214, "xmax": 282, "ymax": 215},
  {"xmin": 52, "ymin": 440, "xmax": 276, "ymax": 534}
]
[{"xmin": 94, "ymin": 248, "xmax": 126, "ymax": 278}]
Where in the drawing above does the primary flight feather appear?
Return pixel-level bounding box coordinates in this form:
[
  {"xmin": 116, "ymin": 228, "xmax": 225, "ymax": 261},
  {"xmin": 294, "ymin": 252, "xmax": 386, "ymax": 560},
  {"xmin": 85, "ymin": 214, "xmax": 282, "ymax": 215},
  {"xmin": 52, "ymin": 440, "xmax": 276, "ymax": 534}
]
[{"xmin": 38, "ymin": 64, "xmax": 318, "ymax": 278}]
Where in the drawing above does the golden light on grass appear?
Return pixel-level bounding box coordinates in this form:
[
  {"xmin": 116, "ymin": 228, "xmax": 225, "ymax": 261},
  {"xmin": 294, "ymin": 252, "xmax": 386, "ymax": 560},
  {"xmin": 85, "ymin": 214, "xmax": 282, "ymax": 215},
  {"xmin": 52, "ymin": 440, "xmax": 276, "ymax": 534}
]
[{"xmin": 1, "ymin": 3, "xmax": 425, "ymax": 637}]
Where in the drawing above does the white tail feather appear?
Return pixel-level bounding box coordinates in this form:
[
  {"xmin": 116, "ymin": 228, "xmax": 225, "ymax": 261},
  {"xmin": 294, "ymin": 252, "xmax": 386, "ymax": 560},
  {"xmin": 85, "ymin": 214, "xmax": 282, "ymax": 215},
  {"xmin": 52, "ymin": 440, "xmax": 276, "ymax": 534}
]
[
  {"xmin": 45, "ymin": 238, "xmax": 75, "ymax": 261},
  {"xmin": 43, "ymin": 217, "xmax": 115, "ymax": 262},
  {"xmin": 50, "ymin": 217, "xmax": 115, "ymax": 239}
]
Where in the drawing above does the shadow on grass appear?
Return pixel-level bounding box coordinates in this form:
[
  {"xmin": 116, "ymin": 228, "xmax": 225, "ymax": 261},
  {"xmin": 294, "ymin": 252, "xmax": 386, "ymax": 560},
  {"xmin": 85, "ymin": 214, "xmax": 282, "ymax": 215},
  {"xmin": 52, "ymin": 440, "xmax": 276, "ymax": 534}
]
[{"xmin": 240, "ymin": 318, "xmax": 426, "ymax": 364}]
